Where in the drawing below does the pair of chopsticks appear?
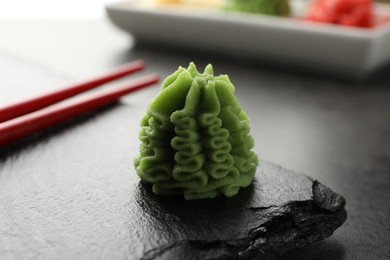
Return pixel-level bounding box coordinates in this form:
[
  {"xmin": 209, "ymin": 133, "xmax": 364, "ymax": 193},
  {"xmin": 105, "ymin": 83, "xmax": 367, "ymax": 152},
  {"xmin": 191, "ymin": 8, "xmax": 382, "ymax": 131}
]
[{"xmin": 0, "ymin": 60, "xmax": 159, "ymax": 147}]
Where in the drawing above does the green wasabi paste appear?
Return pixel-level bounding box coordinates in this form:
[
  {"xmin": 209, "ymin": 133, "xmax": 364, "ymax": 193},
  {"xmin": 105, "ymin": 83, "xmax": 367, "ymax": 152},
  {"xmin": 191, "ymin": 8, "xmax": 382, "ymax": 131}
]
[
  {"xmin": 228, "ymin": 0, "xmax": 290, "ymax": 16},
  {"xmin": 134, "ymin": 63, "xmax": 258, "ymax": 200}
]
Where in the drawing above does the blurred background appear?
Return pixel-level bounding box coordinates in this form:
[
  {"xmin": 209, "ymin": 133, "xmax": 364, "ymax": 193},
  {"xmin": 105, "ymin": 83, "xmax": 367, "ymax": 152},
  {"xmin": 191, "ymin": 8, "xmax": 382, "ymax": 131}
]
[
  {"xmin": 0, "ymin": 0, "xmax": 130, "ymax": 104},
  {"xmin": 0, "ymin": 0, "xmax": 387, "ymax": 19},
  {"xmin": 0, "ymin": 0, "xmax": 116, "ymax": 19}
]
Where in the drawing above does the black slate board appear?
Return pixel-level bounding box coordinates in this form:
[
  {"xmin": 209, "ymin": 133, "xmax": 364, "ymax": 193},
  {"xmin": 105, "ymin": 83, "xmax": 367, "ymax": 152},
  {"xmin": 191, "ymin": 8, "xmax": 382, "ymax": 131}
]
[
  {"xmin": 0, "ymin": 101, "xmax": 347, "ymax": 260},
  {"xmin": 0, "ymin": 111, "xmax": 347, "ymax": 259},
  {"xmin": 132, "ymin": 161, "xmax": 346, "ymax": 260}
]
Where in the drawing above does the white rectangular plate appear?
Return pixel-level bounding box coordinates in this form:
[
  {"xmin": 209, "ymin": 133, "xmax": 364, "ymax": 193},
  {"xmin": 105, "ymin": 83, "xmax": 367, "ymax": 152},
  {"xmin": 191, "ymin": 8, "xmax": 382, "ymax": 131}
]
[{"xmin": 106, "ymin": 1, "xmax": 390, "ymax": 79}]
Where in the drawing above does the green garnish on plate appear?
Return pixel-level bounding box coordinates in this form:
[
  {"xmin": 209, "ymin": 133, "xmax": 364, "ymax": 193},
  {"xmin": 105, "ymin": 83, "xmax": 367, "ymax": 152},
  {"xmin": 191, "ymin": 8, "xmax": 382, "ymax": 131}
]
[{"xmin": 228, "ymin": 0, "xmax": 290, "ymax": 16}]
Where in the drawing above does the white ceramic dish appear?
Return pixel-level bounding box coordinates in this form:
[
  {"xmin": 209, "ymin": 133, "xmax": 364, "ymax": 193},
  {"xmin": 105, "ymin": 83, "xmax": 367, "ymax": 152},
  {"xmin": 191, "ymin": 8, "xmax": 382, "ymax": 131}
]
[{"xmin": 106, "ymin": 1, "xmax": 390, "ymax": 79}]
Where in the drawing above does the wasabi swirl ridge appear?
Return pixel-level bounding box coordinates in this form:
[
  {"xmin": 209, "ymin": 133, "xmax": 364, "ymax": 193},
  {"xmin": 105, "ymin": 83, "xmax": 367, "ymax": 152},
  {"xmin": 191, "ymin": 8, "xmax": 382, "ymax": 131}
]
[{"xmin": 134, "ymin": 63, "xmax": 258, "ymax": 199}]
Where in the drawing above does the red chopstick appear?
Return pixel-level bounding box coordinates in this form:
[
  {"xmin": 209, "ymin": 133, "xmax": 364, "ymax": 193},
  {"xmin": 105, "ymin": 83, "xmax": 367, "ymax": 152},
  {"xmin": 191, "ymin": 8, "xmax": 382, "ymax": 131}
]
[
  {"xmin": 0, "ymin": 60, "xmax": 145, "ymax": 123},
  {"xmin": 0, "ymin": 74, "xmax": 159, "ymax": 147}
]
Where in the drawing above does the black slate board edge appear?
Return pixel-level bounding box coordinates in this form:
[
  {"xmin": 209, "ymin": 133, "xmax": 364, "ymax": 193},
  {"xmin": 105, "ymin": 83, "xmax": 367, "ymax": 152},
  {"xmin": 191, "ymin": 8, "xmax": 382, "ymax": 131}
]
[{"xmin": 139, "ymin": 179, "xmax": 347, "ymax": 260}]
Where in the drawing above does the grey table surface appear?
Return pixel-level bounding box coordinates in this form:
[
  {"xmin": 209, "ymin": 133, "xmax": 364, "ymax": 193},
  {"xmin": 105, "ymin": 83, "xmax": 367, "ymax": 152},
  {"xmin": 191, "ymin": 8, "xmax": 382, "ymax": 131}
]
[{"xmin": 0, "ymin": 19, "xmax": 389, "ymax": 259}]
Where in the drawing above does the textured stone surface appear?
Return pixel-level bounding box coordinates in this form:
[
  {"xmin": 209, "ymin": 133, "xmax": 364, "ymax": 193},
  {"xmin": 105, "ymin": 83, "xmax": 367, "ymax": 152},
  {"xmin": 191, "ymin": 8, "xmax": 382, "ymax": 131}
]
[
  {"xmin": 133, "ymin": 161, "xmax": 347, "ymax": 259},
  {"xmin": 1, "ymin": 131, "xmax": 346, "ymax": 260}
]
